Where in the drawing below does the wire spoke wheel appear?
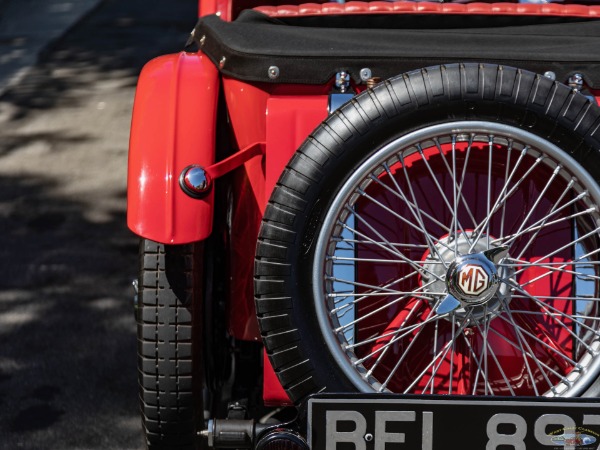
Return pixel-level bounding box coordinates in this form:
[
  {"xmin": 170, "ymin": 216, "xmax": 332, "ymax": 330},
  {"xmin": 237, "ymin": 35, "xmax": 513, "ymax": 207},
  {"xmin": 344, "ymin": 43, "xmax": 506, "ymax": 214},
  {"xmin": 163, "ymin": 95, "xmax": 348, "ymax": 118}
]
[
  {"xmin": 256, "ymin": 64, "xmax": 600, "ymax": 404},
  {"xmin": 313, "ymin": 121, "xmax": 600, "ymax": 397}
]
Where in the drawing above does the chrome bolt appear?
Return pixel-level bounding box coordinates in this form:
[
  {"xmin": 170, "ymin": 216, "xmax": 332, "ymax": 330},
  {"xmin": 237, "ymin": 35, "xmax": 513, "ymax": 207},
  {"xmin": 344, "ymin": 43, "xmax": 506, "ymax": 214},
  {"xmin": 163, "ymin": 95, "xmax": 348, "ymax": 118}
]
[
  {"xmin": 359, "ymin": 68, "xmax": 372, "ymax": 82},
  {"xmin": 219, "ymin": 56, "xmax": 226, "ymax": 69},
  {"xmin": 543, "ymin": 71, "xmax": 556, "ymax": 81},
  {"xmin": 268, "ymin": 65, "xmax": 280, "ymax": 80},
  {"xmin": 199, "ymin": 35, "xmax": 206, "ymax": 47},
  {"xmin": 180, "ymin": 165, "xmax": 212, "ymax": 198},
  {"xmin": 200, "ymin": 419, "xmax": 215, "ymax": 447},
  {"xmin": 568, "ymin": 73, "xmax": 584, "ymax": 91},
  {"xmin": 335, "ymin": 71, "xmax": 350, "ymax": 93},
  {"xmin": 364, "ymin": 433, "xmax": 373, "ymax": 442}
]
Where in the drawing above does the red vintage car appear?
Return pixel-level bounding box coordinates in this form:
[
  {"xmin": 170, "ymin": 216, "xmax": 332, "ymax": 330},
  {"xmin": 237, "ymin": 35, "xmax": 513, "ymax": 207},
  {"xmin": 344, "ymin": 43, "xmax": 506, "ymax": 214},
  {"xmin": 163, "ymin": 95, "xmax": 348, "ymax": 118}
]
[{"xmin": 127, "ymin": 1, "xmax": 600, "ymax": 449}]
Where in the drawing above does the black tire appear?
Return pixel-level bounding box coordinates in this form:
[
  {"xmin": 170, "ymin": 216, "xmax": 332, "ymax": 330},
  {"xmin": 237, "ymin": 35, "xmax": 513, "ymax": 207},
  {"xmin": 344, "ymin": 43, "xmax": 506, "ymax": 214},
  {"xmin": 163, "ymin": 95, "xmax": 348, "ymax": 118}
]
[
  {"xmin": 137, "ymin": 239, "xmax": 204, "ymax": 449},
  {"xmin": 255, "ymin": 63, "xmax": 600, "ymax": 404}
]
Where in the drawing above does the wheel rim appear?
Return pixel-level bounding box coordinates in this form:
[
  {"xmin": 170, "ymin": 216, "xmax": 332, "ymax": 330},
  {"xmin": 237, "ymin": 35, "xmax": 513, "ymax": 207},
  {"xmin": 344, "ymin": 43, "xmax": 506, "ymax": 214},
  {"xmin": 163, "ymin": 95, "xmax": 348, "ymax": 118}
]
[{"xmin": 313, "ymin": 121, "xmax": 600, "ymax": 397}]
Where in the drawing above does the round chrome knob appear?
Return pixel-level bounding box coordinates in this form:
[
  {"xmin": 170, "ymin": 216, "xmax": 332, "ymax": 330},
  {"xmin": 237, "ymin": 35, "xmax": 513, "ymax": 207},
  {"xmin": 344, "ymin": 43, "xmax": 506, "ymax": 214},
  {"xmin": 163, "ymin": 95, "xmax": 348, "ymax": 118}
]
[{"xmin": 179, "ymin": 165, "xmax": 212, "ymax": 198}]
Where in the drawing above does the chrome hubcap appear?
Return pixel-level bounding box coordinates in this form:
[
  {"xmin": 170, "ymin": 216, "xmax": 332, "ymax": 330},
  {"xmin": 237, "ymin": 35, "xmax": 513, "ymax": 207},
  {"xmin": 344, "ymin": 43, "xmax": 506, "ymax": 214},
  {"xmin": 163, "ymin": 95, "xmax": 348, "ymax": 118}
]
[
  {"xmin": 423, "ymin": 233, "xmax": 512, "ymax": 322},
  {"xmin": 448, "ymin": 256, "xmax": 497, "ymax": 302}
]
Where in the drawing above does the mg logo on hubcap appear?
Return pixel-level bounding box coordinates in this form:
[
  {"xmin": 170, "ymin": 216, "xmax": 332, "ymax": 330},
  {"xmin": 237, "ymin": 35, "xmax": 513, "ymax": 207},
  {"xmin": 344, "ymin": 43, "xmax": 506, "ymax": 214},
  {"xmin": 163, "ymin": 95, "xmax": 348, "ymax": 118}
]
[
  {"xmin": 446, "ymin": 254, "xmax": 499, "ymax": 305},
  {"xmin": 458, "ymin": 264, "xmax": 489, "ymax": 296}
]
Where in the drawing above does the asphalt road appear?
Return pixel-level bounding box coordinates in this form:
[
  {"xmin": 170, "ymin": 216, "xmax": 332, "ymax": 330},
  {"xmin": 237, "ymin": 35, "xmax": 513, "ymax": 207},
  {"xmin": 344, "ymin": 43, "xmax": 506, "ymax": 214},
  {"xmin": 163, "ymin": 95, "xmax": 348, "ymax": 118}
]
[{"xmin": 0, "ymin": 0, "xmax": 198, "ymax": 448}]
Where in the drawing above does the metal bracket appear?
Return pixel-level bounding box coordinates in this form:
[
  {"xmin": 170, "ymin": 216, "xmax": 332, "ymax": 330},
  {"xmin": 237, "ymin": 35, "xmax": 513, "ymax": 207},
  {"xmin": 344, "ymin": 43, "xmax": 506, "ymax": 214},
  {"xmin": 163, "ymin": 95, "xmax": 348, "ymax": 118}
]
[
  {"xmin": 328, "ymin": 93, "xmax": 354, "ymax": 114},
  {"xmin": 206, "ymin": 142, "xmax": 264, "ymax": 179},
  {"xmin": 180, "ymin": 142, "xmax": 265, "ymax": 198}
]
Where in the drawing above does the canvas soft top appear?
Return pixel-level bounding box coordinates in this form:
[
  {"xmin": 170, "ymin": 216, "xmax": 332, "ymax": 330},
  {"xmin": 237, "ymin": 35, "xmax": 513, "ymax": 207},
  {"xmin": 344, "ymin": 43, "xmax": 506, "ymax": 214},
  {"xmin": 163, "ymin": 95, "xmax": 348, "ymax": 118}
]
[{"xmin": 193, "ymin": 8, "xmax": 600, "ymax": 87}]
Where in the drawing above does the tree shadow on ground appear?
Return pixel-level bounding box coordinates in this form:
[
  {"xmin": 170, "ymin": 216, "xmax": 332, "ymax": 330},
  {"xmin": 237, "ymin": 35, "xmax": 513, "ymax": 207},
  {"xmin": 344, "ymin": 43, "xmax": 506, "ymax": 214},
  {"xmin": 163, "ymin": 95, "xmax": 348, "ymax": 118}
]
[
  {"xmin": 0, "ymin": 0, "xmax": 198, "ymax": 119},
  {"xmin": 0, "ymin": 0, "xmax": 198, "ymax": 448},
  {"xmin": 0, "ymin": 172, "xmax": 141, "ymax": 448}
]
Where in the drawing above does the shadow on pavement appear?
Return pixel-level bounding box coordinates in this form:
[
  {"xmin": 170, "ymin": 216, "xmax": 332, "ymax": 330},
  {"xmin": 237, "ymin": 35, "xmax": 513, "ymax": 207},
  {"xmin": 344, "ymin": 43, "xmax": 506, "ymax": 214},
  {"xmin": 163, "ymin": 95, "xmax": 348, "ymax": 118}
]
[
  {"xmin": 2, "ymin": 0, "xmax": 197, "ymax": 117},
  {"xmin": 0, "ymin": 0, "xmax": 198, "ymax": 448}
]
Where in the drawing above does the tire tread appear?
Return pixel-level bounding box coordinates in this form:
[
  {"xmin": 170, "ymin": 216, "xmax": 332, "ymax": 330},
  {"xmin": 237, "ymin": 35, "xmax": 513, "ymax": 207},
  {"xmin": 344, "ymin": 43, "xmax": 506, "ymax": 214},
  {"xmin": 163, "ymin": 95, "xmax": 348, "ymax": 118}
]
[{"xmin": 137, "ymin": 239, "xmax": 200, "ymax": 449}]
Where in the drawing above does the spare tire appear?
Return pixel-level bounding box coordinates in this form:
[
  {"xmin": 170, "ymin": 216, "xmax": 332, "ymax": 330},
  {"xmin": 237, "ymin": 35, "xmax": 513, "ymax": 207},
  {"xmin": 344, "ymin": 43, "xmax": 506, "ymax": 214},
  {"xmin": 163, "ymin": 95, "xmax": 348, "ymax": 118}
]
[{"xmin": 255, "ymin": 63, "xmax": 600, "ymax": 404}]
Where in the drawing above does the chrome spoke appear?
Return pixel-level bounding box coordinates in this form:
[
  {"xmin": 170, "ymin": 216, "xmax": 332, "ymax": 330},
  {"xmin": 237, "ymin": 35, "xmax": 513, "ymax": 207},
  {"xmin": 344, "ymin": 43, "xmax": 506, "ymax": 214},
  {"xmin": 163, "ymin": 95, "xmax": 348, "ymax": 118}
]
[
  {"xmin": 346, "ymin": 313, "xmax": 435, "ymax": 350},
  {"xmin": 330, "ymin": 255, "xmax": 437, "ymax": 264},
  {"xmin": 339, "ymin": 216, "xmax": 444, "ymax": 281},
  {"xmin": 508, "ymin": 310, "xmax": 600, "ymax": 322},
  {"xmin": 376, "ymin": 298, "xmax": 447, "ymax": 391},
  {"xmin": 333, "ymin": 237, "xmax": 430, "ymax": 250},
  {"xmin": 486, "ymin": 135, "xmax": 493, "ymax": 248},
  {"xmin": 518, "ymin": 246, "xmax": 600, "ymax": 289},
  {"xmin": 512, "ymin": 164, "xmax": 563, "ymax": 260},
  {"xmin": 468, "ymin": 145, "xmax": 534, "ymax": 253},
  {"xmin": 369, "ymin": 170, "xmax": 452, "ymax": 237},
  {"xmin": 376, "ymin": 309, "xmax": 451, "ymax": 391},
  {"xmin": 487, "ymin": 325, "xmax": 566, "ymax": 389},
  {"xmin": 397, "ymin": 154, "xmax": 459, "ymax": 265},
  {"xmin": 500, "ymin": 305, "xmax": 557, "ymax": 394},
  {"xmin": 352, "ymin": 308, "xmax": 436, "ymax": 367},
  {"xmin": 365, "ymin": 300, "xmax": 425, "ymax": 378},
  {"xmin": 501, "ymin": 259, "xmax": 600, "ymax": 283},
  {"xmin": 512, "ymin": 307, "xmax": 596, "ymax": 355},
  {"xmin": 449, "ymin": 313, "xmax": 456, "ymax": 395},
  {"xmin": 430, "ymin": 313, "xmax": 440, "ymax": 394},
  {"xmin": 512, "ymin": 294, "xmax": 600, "ymax": 302},
  {"xmin": 402, "ymin": 316, "xmax": 470, "ymax": 394},
  {"xmin": 433, "ymin": 134, "xmax": 478, "ymax": 232},
  {"xmin": 493, "ymin": 188, "xmax": 587, "ymax": 247},
  {"xmin": 471, "ymin": 317, "xmax": 517, "ymax": 396},
  {"xmin": 494, "ymin": 310, "xmax": 579, "ymax": 368},
  {"xmin": 334, "ymin": 281, "xmax": 438, "ymax": 333},
  {"xmin": 357, "ymin": 187, "xmax": 452, "ymax": 263},
  {"xmin": 327, "ymin": 275, "xmax": 419, "ymax": 298},
  {"xmin": 412, "ymin": 142, "xmax": 470, "ymax": 244},
  {"xmin": 499, "ymin": 140, "xmax": 514, "ymax": 239},
  {"xmin": 462, "ymin": 332, "xmax": 494, "ymax": 396},
  {"xmin": 507, "ymin": 284, "xmax": 600, "ymax": 340},
  {"xmin": 329, "ymin": 266, "xmax": 420, "ymax": 309}
]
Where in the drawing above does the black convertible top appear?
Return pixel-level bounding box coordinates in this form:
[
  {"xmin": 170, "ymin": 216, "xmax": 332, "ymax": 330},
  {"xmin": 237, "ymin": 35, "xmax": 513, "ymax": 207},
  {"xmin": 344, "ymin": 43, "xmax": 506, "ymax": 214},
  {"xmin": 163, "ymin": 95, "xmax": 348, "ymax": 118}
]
[{"xmin": 193, "ymin": 10, "xmax": 600, "ymax": 87}]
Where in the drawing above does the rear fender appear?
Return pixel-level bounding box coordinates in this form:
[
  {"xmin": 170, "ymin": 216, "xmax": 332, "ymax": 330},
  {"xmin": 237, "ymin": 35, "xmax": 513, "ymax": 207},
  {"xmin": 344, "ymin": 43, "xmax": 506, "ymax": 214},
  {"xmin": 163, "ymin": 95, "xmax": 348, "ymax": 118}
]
[{"xmin": 127, "ymin": 52, "xmax": 219, "ymax": 244}]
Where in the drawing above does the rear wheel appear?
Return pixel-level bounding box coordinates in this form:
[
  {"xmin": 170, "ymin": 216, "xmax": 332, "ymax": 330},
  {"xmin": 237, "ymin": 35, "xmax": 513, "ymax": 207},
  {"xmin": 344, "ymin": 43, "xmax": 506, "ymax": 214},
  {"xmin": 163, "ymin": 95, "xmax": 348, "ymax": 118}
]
[
  {"xmin": 255, "ymin": 63, "xmax": 600, "ymax": 403},
  {"xmin": 137, "ymin": 239, "xmax": 204, "ymax": 449}
]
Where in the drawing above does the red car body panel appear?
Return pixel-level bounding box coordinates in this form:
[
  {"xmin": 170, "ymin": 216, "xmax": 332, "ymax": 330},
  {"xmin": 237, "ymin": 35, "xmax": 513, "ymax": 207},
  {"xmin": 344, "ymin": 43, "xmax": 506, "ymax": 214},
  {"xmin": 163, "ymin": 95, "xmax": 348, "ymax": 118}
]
[
  {"xmin": 218, "ymin": 82, "xmax": 328, "ymax": 403},
  {"xmin": 262, "ymin": 95, "xmax": 328, "ymax": 404},
  {"xmin": 223, "ymin": 80, "xmax": 328, "ymax": 343},
  {"xmin": 263, "ymin": 351, "xmax": 293, "ymax": 406},
  {"xmin": 199, "ymin": 0, "xmax": 232, "ymax": 20},
  {"xmin": 128, "ymin": 52, "xmax": 219, "ymax": 244},
  {"xmin": 265, "ymin": 95, "xmax": 329, "ymax": 198}
]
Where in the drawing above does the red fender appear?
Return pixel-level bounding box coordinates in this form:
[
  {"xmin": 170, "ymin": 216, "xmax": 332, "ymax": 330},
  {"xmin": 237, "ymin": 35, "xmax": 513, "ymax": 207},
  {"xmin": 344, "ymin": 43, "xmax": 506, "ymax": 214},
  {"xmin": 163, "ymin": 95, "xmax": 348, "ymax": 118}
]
[{"xmin": 127, "ymin": 52, "xmax": 219, "ymax": 244}]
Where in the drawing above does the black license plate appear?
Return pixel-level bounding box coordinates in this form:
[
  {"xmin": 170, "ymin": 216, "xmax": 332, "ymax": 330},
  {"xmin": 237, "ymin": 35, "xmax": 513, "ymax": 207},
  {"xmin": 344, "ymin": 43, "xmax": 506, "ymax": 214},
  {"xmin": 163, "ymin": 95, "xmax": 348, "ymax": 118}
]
[{"xmin": 308, "ymin": 394, "xmax": 600, "ymax": 449}]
